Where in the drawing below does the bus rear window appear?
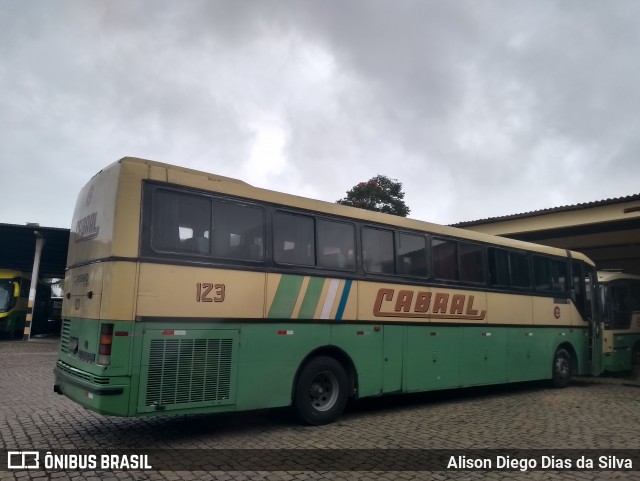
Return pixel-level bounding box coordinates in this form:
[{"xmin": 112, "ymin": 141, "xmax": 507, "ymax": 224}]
[
  {"xmin": 149, "ymin": 188, "xmax": 265, "ymax": 261},
  {"xmin": 152, "ymin": 191, "xmax": 211, "ymax": 254}
]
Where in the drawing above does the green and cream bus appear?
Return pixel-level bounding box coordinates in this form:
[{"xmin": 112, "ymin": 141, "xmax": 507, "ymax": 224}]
[
  {"xmin": 599, "ymin": 270, "xmax": 640, "ymax": 373},
  {"xmin": 54, "ymin": 157, "xmax": 602, "ymax": 424}
]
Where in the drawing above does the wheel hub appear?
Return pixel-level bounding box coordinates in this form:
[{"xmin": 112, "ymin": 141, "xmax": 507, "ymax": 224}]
[{"xmin": 310, "ymin": 384, "xmax": 324, "ymax": 398}]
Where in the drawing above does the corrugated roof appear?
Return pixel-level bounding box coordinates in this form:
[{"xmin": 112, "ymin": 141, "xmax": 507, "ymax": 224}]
[{"xmin": 452, "ymin": 193, "xmax": 640, "ymax": 227}]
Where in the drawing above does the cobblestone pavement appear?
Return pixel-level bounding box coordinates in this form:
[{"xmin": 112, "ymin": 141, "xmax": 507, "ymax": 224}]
[{"xmin": 1, "ymin": 337, "xmax": 639, "ymax": 480}]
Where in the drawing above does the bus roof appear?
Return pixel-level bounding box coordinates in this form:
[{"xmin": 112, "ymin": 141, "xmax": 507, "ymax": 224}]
[{"xmin": 598, "ymin": 270, "xmax": 640, "ymax": 283}]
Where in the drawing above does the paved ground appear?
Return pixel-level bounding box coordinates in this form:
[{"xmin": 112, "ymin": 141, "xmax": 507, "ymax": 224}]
[{"xmin": 1, "ymin": 337, "xmax": 639, "ymax": 480}]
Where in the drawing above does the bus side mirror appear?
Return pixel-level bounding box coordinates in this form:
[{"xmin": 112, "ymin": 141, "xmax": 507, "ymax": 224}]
[{"xmin": 13, "ymin": 282, "xmax": 20, "ymax": 298}]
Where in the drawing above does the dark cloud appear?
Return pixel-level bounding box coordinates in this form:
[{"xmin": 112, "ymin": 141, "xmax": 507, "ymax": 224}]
[{"xmin": 1, "ymin": 1, "xmax": 638, "ymax": 228}]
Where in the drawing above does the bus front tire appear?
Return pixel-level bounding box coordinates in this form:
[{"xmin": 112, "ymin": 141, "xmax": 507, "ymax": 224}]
[
  {"xmin": 551, "ymin": 347, "xmax": 572, "ymax": 388},
  {"xmin": 293, "ymin": 356, "xmax": 348, "ymax": 425}
]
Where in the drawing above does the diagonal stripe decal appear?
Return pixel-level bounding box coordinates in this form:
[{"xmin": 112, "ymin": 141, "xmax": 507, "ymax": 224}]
[
  {"xmin": 268, "ymin": 275, "xmax": 303, "ymax": 319},
  {"xmin": 320, "ymin": 279, "xmax": 341, "ymax": 319},
  {"xmin": 335, "ymin": 280, "xmax": 352, "ymax": 320},
  {"xmin": 269, "ymin": 275, "xmax": 353, "ymax": 320},
  {"xmin": 298, "ymin": 277, "xmax": 325, "ymax": 319}
]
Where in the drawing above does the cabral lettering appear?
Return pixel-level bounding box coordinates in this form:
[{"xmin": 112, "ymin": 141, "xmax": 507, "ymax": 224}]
[
  {"xmin": 374, "ymin": 288, "xmax": 486, "ymax": 320},
  {"xmin": 75, "ymin": 212, "xmax": 100, "ymax": 242}
]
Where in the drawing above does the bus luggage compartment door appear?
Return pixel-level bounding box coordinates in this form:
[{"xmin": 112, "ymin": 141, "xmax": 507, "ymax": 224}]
[{"xmin": 137, "ymin": 329, "xmax": 238, "ymax": 413}]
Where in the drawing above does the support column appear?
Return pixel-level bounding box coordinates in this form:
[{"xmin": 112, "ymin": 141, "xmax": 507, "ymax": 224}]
[{"xmin": 23, "ymin": 231, "xmax": 46, "ymax": 341}]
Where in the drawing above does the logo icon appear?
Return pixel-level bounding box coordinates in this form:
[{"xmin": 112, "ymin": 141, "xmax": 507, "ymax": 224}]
[{"xmin": 7, "ymin": 451, "xmax": 40, "ymax": 469}]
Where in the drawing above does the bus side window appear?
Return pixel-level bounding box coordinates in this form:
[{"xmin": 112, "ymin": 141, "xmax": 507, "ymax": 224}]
[
  {"xmin": 489, "ymin": 248, "xmax": 510, "ymax": 286},
  {"xmin": 396, "ymin": 233, "xmax": 427, "ymax": 276},
  {"xmin": 212, "ymin": 202, "xmax": 265, "ymax": 261},
  {"xmin": 317, "ymin": 219, "xmax": 355, "ymax": 271},
  {"xmin": 510, "ymin": 252, "xmax": 531, "ymax": 288},
  {"xmin": 610, "ymin": 285, "xmax": 632, "ymax": 329},
  {"xmin": 181, "ymin": 228, "xmax": 210, "ymax": 254},
  {"xmin": 533, "ymin": 256, "xmax": 567, "ymax": 293},
  {"xmin": 433, "ymin": 238, "xmax": 457, "ymax": 280},
  {"xmin": 550, "ymin": 259, "xmax": 567, "ymax": 292},
  {"xmin": 572, "ymin": 261, "xmax": 589, "ymax": 321},
  {"xmin": 362, "ymin": 227, "xmax": 394, "ymax": 274},
  {"xmin": 489, "ymin": 249, "xmax": 530, "ymax": 289},
  {"xmin": 459, "ymin": 242, "xmax": 484, "ymax": 283},
  {"xmin": 274, "ymin": 212, "xmax": 315, "ymax": 266},
  {"xmin": 533, "ymin": 256, "xmax": 551, "ymax": 290}
]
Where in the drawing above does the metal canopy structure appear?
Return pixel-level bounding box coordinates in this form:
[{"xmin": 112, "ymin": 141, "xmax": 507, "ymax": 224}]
[
  {"xmin": 0, "ymin": 223, "xmax": 70, "ymax": 279},
  {"xmin": 454, "ymin": 194, "xmax": 640, "ymax": 275}
]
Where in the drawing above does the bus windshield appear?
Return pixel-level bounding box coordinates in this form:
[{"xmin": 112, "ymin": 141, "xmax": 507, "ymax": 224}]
[
  {"xmin": 602, "ymin": 282, "xmax": 640, "ymax": 330},
  {"xmin": 0, "ymin": 280, "xmax": 15, "ymax": 312}
]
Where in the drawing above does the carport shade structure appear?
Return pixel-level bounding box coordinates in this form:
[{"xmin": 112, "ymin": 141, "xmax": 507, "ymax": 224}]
[{"xmin": 0, "ymin": 223, "xmax": 69, "ymax": 339}]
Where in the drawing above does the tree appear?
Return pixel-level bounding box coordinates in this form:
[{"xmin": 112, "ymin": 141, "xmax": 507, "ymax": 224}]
[
  {"xmin": 51, "ymin": 278, "xmax": 64, "ymax": 298},
  {"xmin": 336, "ymin": 175, "xmax": 410, "ymax": 217}
]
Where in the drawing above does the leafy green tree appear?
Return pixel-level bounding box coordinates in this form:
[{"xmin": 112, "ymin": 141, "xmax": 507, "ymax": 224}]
[
  {"xmin": 337, "ymin": 175, "xmax": 410, "ymax": 217},
  {"xmin": 51, "ymin": 278, "xmax": 64, "ymax": 297}
]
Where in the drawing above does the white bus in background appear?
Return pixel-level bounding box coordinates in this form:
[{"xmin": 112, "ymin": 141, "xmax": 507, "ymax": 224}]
[{"xmin": 599, "ymin": 270, "xmax": 640, "ymax": 372}]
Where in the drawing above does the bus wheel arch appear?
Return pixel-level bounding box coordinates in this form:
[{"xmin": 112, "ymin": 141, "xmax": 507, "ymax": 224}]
[
  {"xmin": 292, "ymin": 347, "xmax": 356, "ymax": 425},
  {"xmin": 551, "ymin": 343, "xmax": 576, "ymax": 388}
]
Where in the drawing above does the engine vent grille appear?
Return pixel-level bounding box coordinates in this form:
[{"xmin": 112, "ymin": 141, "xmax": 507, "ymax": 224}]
[
  {"xmin": 59, "ymin": 319, "xmax": 71, "ymax": 353},
  {"xmin": 145, "ymin": 338, "xmax": 234, "ymax": 408}
]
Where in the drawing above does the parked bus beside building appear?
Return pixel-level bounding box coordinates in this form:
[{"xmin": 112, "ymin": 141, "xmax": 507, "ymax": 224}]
[
  {"xmin": 54, "ymin": 157, "xmax": 602, "ymax": 424},
  {"xmin": 599, "ymin": 270, "xmax": 640, "ymax": 373}
]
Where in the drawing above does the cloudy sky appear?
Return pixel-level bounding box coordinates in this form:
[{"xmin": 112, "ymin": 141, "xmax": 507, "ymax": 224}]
[{"xmin": 1, "ymin": 1, "xmax": 639, "ymax": 230}]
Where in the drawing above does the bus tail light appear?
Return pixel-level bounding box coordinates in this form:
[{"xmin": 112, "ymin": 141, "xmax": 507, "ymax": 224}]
[{"xmin": 98, "ymin": 323, "xmax": 114, "ymax": 365}]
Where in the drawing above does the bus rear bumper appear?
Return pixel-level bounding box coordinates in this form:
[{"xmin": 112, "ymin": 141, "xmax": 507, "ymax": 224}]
[{"xmin": 54, "ymin": 365, "xmax": 131, "ymax": 416}]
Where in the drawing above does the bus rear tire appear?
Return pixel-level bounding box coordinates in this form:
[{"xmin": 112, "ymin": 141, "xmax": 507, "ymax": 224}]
[
  {"xmin": 294, "ymin": 356, "xmax": 348, "ymax": 425},
  {"xmin": 551, "ymin": 347, "xmax": 572, "ymax": 388}
]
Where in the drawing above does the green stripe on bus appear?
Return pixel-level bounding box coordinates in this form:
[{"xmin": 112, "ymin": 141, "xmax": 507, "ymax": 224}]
[
  {"xmin": 268, "ymin": 275, "xmax": 304, "ymax": 319},
  {"xmin": 298, "ymin": 277, "xmax": 325, "ymax": 319}
]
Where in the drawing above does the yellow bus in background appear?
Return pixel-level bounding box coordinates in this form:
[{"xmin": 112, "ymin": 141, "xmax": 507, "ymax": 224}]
[
  {"xmin": 0, "ymin": 270, "xmax": 27, "ymax": 337},
  {"xmin": 54, "ymin": 157, "xmax": 602, "ymax": 424},
  {"xmin": 599, "ymin": 270, "xmax": 640, "ymax": 372},
  {"xmin": 0, "ymin": 270, "xmax": 51, "ymax": 337}
]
